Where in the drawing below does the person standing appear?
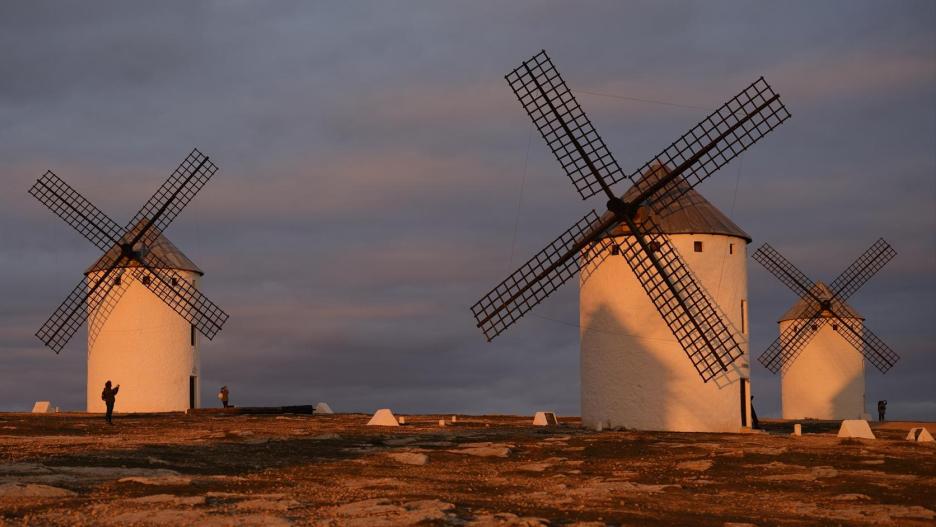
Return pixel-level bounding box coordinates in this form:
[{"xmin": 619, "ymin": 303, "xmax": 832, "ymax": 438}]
[
  {"xmin": 877, "ymin": 400, "xmax": 887, "ymax": 422},
  {"xmin": 101, "ymin": 380, "xmax": 120, "ymax": 425},
  {"xmin": 219, "ymin": 386, "xmax": 230, "ymax": 408}
]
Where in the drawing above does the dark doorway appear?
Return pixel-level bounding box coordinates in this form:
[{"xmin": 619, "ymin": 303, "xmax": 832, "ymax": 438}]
[
  {"xmin": 189, "ymin": 376, "xmax": 196, "ymax": 409},
  {"xmin": 740, "ymin": 378, "xmax": 748, "ymax": 427}
]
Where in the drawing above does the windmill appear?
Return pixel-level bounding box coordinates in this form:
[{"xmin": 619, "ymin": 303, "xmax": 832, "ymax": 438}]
[
  {"xmin": 29, "ymin": 149, "xmax": 229, "ymax": 412},
  {"xmin": 752, "ymin": 239, "xmax": 898, "ymax": 420},
  {"xmin": 471, "ymin": 50, "xmax": 790, "ymax": 431}
]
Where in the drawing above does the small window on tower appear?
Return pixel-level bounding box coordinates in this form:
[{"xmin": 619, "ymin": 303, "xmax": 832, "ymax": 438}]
[
  {"xmin": 694, "ymin": 241, "xmax": 703, "ymax": 252},
  {"xmin": 190, "ymin": 324, "xmax": 195, "ymax": 346},
  {"xmin": 114, "ymin": 276, "xmax": 121, "ymax": 286},
  {"xmin": 611, "ymin": 245, "xmax": 620, "ymax": 256},
  {"xmin": 649, "ymin": 241, "xmax": 661, "ymax": 252},
  {"xmin": 171, "ymin": 277, "xmax": 178, "ymax": 286},
  {"xmin": 832, "ymin": 323, "xmax": 839, "ymax": 331},
  {"xmin": 141, "ymin": 275, "xmax": 151, "ymax": 286},
  {"xmin": 729, "ymin": 243, "xmax": 734, "ymax": 255}
]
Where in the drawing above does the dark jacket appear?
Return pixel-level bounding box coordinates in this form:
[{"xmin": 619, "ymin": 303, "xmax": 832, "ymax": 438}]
[{"xmin": 102, "ymin": 386, "xmax": 119, "ymax": 404}]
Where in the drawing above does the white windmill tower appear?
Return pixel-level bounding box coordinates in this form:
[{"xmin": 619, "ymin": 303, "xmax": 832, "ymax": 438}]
[
  {"xmin": 580, "ymin": 164, "xmax": 753, "ymax": 432},
  {"xmin": 29, "ymin": 149, "xmax": 229, "ymax": 413},
  {"xmin": 752, "ymin": 240, "xmax": 899, "ymax": 420},
  {"xmin": 472, "ymin": 50, "xmax": 790, "ymax": 432},
  {"xmin": 84, "ymin": 225, "xmax": 206, "ymax": 412}
]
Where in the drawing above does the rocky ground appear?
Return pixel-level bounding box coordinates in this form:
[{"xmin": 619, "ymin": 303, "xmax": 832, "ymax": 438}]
[{"xmin": 0, "ymin": 412, "xmax": 933, "ymax": 526}]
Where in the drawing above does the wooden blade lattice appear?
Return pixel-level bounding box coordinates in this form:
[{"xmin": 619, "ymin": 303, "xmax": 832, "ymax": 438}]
[
  {"xmin": 125, "ymin": 149, "xmax": 217, "ymax": 247},
  {"xmin": 29, "ymin": 171, "xmax": 123, "ymax": 251},
  {"xmin": 35, "ymin": 261, "xmax": 125, "ymax": 354},
  {"xmin": 472, "ymin": 210, "xmax": 614, "ymax": 340},
  {"xmin": 616, "ymin": 216, "xmax": 745, "ymax": 382},
  {"xmin": 133, "ymin": 253, "xmax": 228, "ymax": 339},
  {"xmin": 759, "ymin": 312, "xmax": 828, "ymax": 374},
  {"xmin": 829, "ymin": 238, "xmax": 896, "ymax": 300},
  {"xmin": 632, "ymin": 78, "xmax": 790, "ymax": 213},
  {"xmin": 506, "ymin": 50, "xmax": 627, "ymax": 200}
]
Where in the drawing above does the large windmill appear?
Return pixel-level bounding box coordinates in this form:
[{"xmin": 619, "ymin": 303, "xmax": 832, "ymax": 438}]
[
  {"xmin": 752, "ymin": 239, "xmax": 898, "ymax": 420},
  {"xmin": 471, "ymin": 50, "xmax": 790, "ymax": 432},
  {"xmin": 29, "ymin": 149, "xmax": 229, "ymax": 412}
]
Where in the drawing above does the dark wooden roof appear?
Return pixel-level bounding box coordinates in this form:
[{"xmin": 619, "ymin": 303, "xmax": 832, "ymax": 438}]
[
  {"xmin": 778, "ymin": 281, "xmax": 864, "ymax": 322},
  {"xmin": 605, "ymin": 163, "xmax": 751, "ymax": 242},
  {"xmin": 84, "ymin": 219, "xmax": 202, "ymax": 275}
]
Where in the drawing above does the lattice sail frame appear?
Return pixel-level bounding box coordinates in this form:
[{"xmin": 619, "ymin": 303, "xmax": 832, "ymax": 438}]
[
  {"xmin": 35, "ymin": 262, "xmax": 126, "ymax": 354},
  {"xmin": 88, "ymin": 268, "xmax": 133, "ymax": 348},
  {"xmin": 615, "ymin": 216, "xmax": 745, "ymax": 382},
  {"xmin": 133, "ymin": 252, "xmax": 228, "ymax": 339},
  {"xmin": 830, "ymin": 238, "xmax": 897, "ymax": 301},
  {"xmin": 472, "ymin": 210, "xmax": 614, "ymax": 340},
  {"xmin": 753, "ymin": 239, "xmax": 899, "ymax": 374},
  {"xmin": 632, "ymin": 77, "xmax": 790, "ymax": 213},
  {"xmin": 30, "ymin": 149, "xmax": 228, "ymax": 353},
  {"xmin": 126, "ymin": 150, "xmax": 217, "ymax": 248},
  {"xmin": 29, "ymin": 171, "xmax": 125, "ymax": 252},
  {"xmin": 506, "ymin": 51, "xmax": 628, "ymax": 200}
]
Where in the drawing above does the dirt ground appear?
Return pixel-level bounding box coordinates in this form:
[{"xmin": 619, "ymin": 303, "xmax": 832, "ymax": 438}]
[{"xmin": 0, "ymin": 412, "xmax": 933, "ymax": 526}]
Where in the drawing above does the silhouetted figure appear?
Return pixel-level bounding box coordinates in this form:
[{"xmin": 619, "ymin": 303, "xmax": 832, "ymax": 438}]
[
  {"xmin": 750, "ymin": 396, "xmax": 760, "ymax": 429},
  {"xmin": 219, "ymin": 386, "xmax": 230, "ymax": 408},
  {"xmin": 101, "ymin": 380, "xmax": 120, "ymax": 425},
  {"xmin": 878, "ymin": 400, "xmax": 887, "ymax": 422}
]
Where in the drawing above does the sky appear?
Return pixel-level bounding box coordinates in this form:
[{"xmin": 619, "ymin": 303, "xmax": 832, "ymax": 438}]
[{"xmin": 1, "ymin": 1, "xmax": 934, "ymax": 419}]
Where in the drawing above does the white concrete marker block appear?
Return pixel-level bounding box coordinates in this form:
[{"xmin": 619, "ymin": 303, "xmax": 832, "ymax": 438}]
[
  {"xmin": 314, "ymin": 402, "xmax": 334, "ymax": 414},
  {"xmin": 532, "ymin": 412, "xmax": 558, "ymax": 426},
  {"xmin": 793, "ymin": 423, "xmax": 802, "ymax": 436},
  {"xmin": 438, "ymin": 419, "xmax": 446, "ymax": 427},
  {"xmin": 398, "ymin": 416, "xmax": 406, "ymax": 425},
  {"xmin": 451, "ymin": 415, "xmax": 457, "ymax": 423},
  {"xmin": 906, "ymin": 427, "xmax": 934, "ymax": 443},
  {"xmin": 837, "ymin": 419, "xmax": 875, "ymax": 439},
  {"xmin": 366, "ymin": 409, "xmax": 399, "ymax": 427},
  {"xmin": 31, "ymin": 401, "xmax": 53, "ymax": 413}
]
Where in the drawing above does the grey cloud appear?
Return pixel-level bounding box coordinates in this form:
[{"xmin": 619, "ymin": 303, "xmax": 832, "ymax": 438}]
[{"xmin": 1, "ymin": 1, "xmax": 933, "ymax": 420}]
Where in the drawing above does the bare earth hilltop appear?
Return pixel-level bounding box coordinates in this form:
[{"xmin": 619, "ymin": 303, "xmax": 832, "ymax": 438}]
[{"xmin": 0, "ymin": 412, "xmax": 933, "ymax": 526}]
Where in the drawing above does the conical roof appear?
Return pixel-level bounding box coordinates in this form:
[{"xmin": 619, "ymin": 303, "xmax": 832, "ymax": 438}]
[
  {"xmin": 606, "ymin": 163, "xmax": 751, "ymax": 242},
  {"xmin": 84, "ymin": 219, "xmax": 202, "ymax": 275},
  {"xmin": 778, "ymin": 281, "xmax": 863, "ymax": 322}
]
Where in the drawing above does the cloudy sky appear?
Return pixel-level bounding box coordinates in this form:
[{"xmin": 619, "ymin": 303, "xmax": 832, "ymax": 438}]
[{"xmin": 1, "ymin": 1, "xmax": 933, "ymax": 419}]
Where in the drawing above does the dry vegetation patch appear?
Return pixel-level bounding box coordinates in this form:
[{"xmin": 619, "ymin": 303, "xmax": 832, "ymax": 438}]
[{"xmin": 0, "ymin": 413, "xmax": 933, "ymax": 525}]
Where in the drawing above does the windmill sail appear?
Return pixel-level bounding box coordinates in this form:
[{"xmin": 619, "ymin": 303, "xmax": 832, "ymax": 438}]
[
  {"xmin": 29, "ymin": 149, "xmax": 229, "ymax": 353},
  {"xmin": 475, "ymin": 51, "xmax": 789, "ymax": 382},
  {"xmin": 753, "ymin": 241, "xmax": 899, "ymax": 373}
]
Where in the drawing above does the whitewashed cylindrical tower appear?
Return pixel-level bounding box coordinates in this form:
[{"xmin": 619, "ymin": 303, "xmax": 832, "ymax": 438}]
[
  {"xmin": 580, "ymin": 166, "xmax": 752, "ymax": 432},
  {"xmin": 779, "ymin": 282, "xmax": 865, "ymax": 420},
  {"xmin": 85, "ymin": 230, "xmax": 203, "ymax": 413}
]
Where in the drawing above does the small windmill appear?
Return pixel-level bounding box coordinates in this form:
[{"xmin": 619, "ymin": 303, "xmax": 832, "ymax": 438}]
[
  {"xmin": 29, "ymin": 149, "xmax": 228, "ymax": 412},
  {"xmin": 752, "ymin": 239, "xmax": 898, "ymax": 419},
  {"xmin": 471, "ymin": 50, "xmax": 790, "ymax": 431}
]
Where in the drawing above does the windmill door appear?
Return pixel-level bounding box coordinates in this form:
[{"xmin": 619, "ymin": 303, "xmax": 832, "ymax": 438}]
[{"xmin": 189, "ymin": 376, "xmax": 197, "ymax": 410}]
